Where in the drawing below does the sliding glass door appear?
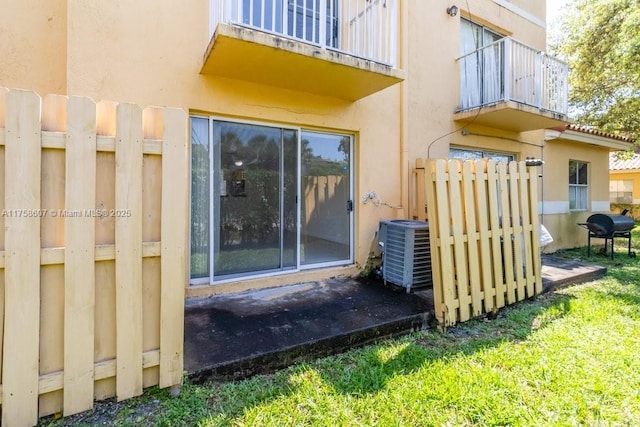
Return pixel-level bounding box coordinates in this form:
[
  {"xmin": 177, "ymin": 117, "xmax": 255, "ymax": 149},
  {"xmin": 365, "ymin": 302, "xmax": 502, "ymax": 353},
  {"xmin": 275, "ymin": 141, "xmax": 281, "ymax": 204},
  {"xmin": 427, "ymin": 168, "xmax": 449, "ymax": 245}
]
[
  {"xmin": 212, "ymin": 121, "xmax": 298, "ymax": 277},
  {"xmin": 300, "ymin": 131, "xmax": 351, "ymax": 266},
  {"xmin": 190, "ymin": 118, "xmax": 353, "ymax": 284}
]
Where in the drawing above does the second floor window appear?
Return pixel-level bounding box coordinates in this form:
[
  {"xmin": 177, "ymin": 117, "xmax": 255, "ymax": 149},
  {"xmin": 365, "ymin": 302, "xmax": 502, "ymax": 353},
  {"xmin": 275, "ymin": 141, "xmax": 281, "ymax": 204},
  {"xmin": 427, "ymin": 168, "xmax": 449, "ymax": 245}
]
[
  {"xmin": 460, "ymin": 18, "xmax": 505, "ymax": 108},
  {"xmin": 460, "ymin": 18, "xmax": 502, "ymax": 55},
  {"xmin": 569, "ymin": 160, "xmax": 589, "ymax": 211}
]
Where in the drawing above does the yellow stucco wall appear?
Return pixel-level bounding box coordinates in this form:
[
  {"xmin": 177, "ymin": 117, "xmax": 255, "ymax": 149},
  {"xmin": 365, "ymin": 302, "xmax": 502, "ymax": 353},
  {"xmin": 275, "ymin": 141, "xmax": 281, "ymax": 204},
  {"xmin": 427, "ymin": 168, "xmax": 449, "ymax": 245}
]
[
  {"xmin": 406, "ymin": 0, "xmax": 547, "ymax": 161},
  {"xmin": 3, "ymin": 0, "xmax": 599, "ymax": 294},
  {"xmin": 9, "ymin": 0, "xmax": 406, "ymax": 294},
  {"xmin": 0, "ymin": 0, "xmax": 67, "ymax": 94},
  {"xmin": 461, "ymin": 0, "xmax": 546, "ymax": 48},
  {"xmin": 539, "ymin": 139, "xmax": 612, "ymax": 252}
]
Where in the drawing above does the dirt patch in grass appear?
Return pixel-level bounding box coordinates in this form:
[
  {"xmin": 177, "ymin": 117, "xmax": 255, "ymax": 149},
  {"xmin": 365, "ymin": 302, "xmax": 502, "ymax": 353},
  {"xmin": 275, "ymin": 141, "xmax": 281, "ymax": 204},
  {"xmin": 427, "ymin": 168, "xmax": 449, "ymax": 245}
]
[{"xmin": 40, "ymin": 396, "xmax": 164, "ymax": 426}]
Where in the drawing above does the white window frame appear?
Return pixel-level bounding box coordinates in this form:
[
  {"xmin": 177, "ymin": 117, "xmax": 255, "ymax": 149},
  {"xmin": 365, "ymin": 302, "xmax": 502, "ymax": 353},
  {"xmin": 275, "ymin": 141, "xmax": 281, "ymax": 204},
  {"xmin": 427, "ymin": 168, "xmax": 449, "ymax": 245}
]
[
  {"xmin": 460, "ymin": 18, "xmax": 503, "ymax": 54},
  {"xmin": 569, "ymin": 160, "xmax": 589, "ymax": 211}
]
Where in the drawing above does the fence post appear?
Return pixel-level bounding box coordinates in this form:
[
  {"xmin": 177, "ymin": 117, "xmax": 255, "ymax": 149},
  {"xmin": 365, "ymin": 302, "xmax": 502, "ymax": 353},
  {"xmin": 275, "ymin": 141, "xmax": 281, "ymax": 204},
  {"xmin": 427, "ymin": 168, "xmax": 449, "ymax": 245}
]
[
  {"xmin": 159, "ymin": 108, "xmax": 188, "ymax": 389},
  {"xmin": 63, "ymin": 96, "xmax": 97, "ymax": 416},
  {"xmin": 2, "ymin": 89, "xmax": 42, "ymax": 427},
  {"xmin": 115, "ymin": 103, "xmax": 144, "ymax": 401}
]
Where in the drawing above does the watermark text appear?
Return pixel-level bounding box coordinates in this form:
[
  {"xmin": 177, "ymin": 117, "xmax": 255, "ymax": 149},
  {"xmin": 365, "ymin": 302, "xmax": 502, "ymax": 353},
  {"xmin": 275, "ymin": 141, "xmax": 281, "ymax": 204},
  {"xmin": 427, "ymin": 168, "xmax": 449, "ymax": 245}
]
[{"xmin": 1, "ymin": 209, "xmax": 132, "ymax": 218}]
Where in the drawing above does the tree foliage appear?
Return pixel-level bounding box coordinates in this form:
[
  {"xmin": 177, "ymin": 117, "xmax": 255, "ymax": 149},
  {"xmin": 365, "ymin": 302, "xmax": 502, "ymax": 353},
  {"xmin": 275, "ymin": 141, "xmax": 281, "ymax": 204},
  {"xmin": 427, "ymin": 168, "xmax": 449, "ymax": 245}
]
[{"xmin": 551, "ymin": 0, "xmax": 640, "ymax": 141}]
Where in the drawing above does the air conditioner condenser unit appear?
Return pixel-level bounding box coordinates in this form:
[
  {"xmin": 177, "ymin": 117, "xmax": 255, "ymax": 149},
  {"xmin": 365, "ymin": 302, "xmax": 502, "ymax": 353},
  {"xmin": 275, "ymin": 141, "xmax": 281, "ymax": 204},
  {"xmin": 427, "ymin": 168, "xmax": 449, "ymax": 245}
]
[{"xmin": 378, "ymin": 219, "xmax": 432, "ymax": 293}]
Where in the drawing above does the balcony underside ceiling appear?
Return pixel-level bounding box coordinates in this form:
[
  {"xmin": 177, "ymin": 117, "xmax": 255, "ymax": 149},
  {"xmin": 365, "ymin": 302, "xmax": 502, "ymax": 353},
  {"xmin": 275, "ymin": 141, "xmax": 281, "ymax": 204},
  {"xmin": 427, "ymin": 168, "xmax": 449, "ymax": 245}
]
[
  {"xmin": 454, "ymin": 101, "xmax": 570, "ymax": 132},
  {"xmin": 201, "ymin": 24, "xmax": 405, "ymax": 101}
]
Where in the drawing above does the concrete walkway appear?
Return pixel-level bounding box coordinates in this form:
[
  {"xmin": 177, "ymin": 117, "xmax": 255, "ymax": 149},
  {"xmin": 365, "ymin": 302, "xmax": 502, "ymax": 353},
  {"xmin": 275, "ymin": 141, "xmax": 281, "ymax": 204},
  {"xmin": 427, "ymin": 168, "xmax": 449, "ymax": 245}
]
[
  {"xmin": 541, "ymin": 254, "xmax": 607, "ymax": 291},
  {"xmin": 185, "ymin": 255, "xmax": 606, "ymax": 382}
]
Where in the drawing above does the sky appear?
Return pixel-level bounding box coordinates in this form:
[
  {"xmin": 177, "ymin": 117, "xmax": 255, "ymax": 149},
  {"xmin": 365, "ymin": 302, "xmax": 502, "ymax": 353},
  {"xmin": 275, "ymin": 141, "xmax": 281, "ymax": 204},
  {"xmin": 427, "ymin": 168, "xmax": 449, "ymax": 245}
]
[
  {"xmin": 546, "ymin": 0, "xmax": 573, "ymax": 47},
  {"xmin": 546, "ymin": 0, "xmax": 571, "ymax": 26}
]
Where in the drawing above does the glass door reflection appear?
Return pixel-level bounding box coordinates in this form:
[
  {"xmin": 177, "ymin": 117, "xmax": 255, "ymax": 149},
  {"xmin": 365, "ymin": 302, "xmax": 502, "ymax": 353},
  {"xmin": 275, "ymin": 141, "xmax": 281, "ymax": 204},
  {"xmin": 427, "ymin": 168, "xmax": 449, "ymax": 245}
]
[
  {"xmin": 213, "ymin": 121, "xmax": 297, "ymax": 278},
  {"xmin": 300, "ymin": 131, "xmax": 352, "ymax": 266}
]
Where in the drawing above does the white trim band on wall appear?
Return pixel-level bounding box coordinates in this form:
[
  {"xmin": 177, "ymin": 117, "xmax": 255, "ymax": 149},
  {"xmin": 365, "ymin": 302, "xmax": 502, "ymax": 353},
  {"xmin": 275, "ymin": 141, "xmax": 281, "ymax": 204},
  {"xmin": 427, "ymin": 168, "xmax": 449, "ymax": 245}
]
[
  {"xmin": 591, "ymin": 201, "xmax": 611, "ymax": 212},
  {"xmin": 539, "ymin": 201, "xmax": 570, "ymax": 215}
]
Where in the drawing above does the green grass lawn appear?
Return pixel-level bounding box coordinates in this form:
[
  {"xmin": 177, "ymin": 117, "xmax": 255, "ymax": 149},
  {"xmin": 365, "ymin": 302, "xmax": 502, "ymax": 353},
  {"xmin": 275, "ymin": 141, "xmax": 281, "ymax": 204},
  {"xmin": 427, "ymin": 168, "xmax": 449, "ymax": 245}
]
[{"xmin": 44, "ymin": 228, "xmax": 640, "ymax": 426}]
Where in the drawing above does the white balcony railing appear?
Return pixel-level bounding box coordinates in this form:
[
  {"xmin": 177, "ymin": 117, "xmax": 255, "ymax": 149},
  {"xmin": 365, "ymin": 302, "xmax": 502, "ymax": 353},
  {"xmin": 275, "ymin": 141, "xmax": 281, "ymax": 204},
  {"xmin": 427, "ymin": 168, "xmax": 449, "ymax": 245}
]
[
  {"xmin": 458, "ymin": 38, "xmax": 569, "ymax": 115},
  {"xmin": 210, "ymin": 0, "xmax": 398, "ymax": 67}
]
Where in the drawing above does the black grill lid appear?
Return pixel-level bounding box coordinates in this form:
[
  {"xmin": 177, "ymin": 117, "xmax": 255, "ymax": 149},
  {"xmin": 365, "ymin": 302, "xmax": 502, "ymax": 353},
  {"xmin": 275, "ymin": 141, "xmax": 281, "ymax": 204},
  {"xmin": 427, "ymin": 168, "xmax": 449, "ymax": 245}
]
[{"xmin": 585, "ymin": 213, "xmax": 635, "ymax": 236}]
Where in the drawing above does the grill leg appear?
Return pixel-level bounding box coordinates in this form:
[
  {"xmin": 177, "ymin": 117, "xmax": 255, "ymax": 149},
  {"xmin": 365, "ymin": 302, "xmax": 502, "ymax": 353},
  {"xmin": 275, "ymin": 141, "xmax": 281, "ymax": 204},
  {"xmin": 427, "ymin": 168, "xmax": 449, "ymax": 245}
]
[
  {"xmin": 587, "ymin": 233, "xmax": 591, "ymax": 256},
  {"xmin": 610, "ymin": 236, "xmax": 614, "ymax": 260}
]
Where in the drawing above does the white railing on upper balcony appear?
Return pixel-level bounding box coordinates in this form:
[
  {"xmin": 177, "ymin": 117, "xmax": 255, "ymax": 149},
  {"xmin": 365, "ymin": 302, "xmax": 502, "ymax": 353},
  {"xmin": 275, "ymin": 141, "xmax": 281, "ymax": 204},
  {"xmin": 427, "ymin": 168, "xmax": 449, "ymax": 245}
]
[
  {"xmin": 458, "ymin": 37, "xmax": 569, "ymax": 115},
  {"xmin": 210, "ymin": 0, "xmax": 398, "ymax": 67}
]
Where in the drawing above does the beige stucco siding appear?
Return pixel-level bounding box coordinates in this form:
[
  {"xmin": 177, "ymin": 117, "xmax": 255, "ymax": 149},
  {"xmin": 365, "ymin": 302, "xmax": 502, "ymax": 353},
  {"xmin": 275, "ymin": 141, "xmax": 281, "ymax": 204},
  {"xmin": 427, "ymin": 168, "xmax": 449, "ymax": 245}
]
[{"xmin": 0, "ymin": 0, "xmax": 67, "ymax": 94}]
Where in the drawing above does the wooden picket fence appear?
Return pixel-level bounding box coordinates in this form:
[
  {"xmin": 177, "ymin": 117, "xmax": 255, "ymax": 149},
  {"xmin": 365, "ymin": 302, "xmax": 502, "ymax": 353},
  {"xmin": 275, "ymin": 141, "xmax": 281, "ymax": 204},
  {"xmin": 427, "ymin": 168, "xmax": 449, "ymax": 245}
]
[
  {"xmin": 413, "ymin": 158, "xmax": 543, "ymax": 328},
  {"xmin": 0, "ymin": 88, "xmax": 189, "ymax": 426}
]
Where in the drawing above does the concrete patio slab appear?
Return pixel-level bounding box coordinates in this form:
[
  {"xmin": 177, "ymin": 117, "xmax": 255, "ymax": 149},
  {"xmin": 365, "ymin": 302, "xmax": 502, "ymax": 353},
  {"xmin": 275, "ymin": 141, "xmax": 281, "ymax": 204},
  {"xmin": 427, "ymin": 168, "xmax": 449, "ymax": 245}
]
[
  {"xmin": 185, "ymin": 277, "xmax": 433, "ymax": 382},
  {"xmin": 185, "ymin": 255, "xmax": 607, "ymax": 383}
]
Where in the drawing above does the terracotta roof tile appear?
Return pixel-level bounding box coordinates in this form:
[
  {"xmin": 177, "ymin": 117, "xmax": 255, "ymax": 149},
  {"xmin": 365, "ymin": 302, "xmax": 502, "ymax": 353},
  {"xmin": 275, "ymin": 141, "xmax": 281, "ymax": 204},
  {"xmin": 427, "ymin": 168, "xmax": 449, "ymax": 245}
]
[
  {"xmin": 553, "ymin": 124, "xmax": 636, "ymax": 144},
  {"xmin": 610, "ymin": 152, "xmax": 640, "ymax": 170}
]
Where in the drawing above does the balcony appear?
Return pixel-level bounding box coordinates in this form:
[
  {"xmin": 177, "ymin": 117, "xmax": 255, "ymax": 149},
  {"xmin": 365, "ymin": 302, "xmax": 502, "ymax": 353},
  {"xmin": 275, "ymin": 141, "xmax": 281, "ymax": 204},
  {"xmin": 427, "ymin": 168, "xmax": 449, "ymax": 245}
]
[
  {"xmin": 202, "ymin": 0, "xmax": 405, "ymax": 101},
  {"xmin": 454, "ymin": 38, "xmax": 570, "ymax": 132}
]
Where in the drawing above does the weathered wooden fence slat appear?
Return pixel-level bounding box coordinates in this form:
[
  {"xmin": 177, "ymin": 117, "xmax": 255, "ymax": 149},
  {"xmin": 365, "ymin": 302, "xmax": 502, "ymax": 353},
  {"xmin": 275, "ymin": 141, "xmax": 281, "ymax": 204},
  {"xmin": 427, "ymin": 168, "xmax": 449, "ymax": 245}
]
[
  {"xmin": 486, "ymin": 160, "xmax": 505, "ymax": 309},
  {"xmin": 462, "ymin": 161, "xmax": 482, "ymax": 317},
  {"xmin": 115, "ymin": 103, "xmax": 144, "ymax": 401},
  {"xmin": 159, "ymin": 108, "xmax": 188, "ymax": 389},
  {"xmin": 448, "ymin": 160, "xmax": 471, "ymax": 322},
  {"xmin": 64, "ymin": 96, "xmax": 98, "ymax": 416},
  {"xmin": 0, "ymin": 88, "xmax": 6, "ymax": 408},
  {"xmin": 417, "ymin": 158, "xmax": 542, "ymax": 328},
  {"xmin": 473, "ymin": 160, "xmax": 494, "ymax": 313},
  {"xmin": 0, "ymin": 88, "xmax": 188, "ymax": 425},
  {"xmin": 498, "ymin": 162, "xmax": 517, "ymax": 305},
  {"xmin": 3, "ymin": 89, "xmax": 42, "ymax": 427},
  {"xmin": 508, "ymin": 162, "xmax": 526, "ymax": 301}
]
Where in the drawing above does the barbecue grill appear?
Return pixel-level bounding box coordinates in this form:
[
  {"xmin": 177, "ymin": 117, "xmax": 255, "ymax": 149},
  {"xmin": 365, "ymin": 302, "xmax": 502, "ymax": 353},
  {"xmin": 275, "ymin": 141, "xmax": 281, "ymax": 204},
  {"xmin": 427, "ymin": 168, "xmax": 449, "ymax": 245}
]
[{"xmin": 578, "ymin": 211, "xmax": 636, "ymax": 259}]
